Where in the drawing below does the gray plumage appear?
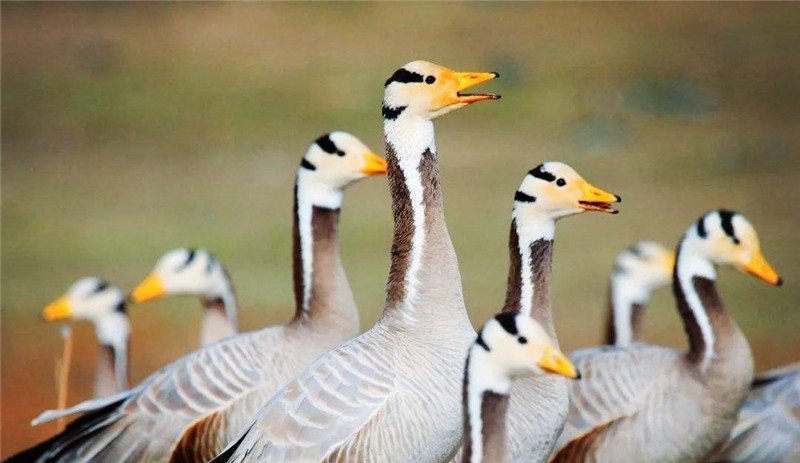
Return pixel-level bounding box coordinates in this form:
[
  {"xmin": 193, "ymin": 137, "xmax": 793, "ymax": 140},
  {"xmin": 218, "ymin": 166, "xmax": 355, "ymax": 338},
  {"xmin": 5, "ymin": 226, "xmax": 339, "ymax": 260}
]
[{"xmin": 710, "ymin": 362, "xmax": 800, "ymax": 463}]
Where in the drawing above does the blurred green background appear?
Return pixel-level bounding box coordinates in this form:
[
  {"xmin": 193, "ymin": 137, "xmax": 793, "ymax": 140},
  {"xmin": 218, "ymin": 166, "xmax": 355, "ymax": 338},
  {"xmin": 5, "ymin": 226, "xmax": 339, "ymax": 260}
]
[{"xmin": 2, "ymin": 2, "xmax": 799, "ymax": 456}]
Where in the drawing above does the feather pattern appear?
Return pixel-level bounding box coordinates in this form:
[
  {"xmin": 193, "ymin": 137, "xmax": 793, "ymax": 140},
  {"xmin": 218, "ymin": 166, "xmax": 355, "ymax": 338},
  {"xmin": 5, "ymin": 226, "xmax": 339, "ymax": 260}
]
[{"xmin": 709, "ymin": 363, "xmax": 800, "ymax": 463}]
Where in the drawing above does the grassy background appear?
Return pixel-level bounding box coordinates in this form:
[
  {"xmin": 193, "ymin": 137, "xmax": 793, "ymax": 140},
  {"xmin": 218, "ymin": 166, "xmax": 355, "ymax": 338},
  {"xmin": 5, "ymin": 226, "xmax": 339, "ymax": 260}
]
[{"xmin": 2, "ymin": 2, "xmax": 800, "ymax": 456}]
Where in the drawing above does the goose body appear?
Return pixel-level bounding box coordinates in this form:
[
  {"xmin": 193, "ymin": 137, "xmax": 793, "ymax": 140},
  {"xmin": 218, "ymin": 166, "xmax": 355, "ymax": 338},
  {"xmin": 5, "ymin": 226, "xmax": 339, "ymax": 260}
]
[
  {"xmin": 212, "ymin": 61, "xmax": 503, "ymax": 463},
  {"xmin": 130, "ymin": 248, "xmax": 239, "ymax": 346},
  {"xmin": 603, "ymin": 241, "xmax": 674, "ymax": 347},
  {"xmin": 43, "ymin": 277, "xmax": 130, "ymax": 398},
  {"xmin": 552, "ymin": 210, "xmax": 782, "ymax": 462},
  {"xmin": 9, "ymin": 132, "xmax": 387, "ymax": 463},
  {"xmin": 462, "ymin": 313, "xmax": 578, "ymax": 463},
  {"xmin": 709, "ymin": 362, "xmax": 800, "ymax": 462}
]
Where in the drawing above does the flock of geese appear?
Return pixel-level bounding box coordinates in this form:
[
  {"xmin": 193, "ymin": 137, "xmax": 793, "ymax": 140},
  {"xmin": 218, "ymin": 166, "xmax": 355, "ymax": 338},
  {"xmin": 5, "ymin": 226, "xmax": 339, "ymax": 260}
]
[{"xmin": 8, "ymin": 60, "xmax": 799, "ymax": 463}]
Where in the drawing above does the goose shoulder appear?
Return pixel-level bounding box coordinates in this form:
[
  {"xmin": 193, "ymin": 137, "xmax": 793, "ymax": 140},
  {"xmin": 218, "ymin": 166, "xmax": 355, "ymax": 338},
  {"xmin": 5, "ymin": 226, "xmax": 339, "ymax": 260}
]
[
  {"xmin": 217, "ymin": 327, "xmax": 397, "ymax": 461},
  {"xmin": 556, "ymin": 344, "xmax": 682, "ymax": 451}
]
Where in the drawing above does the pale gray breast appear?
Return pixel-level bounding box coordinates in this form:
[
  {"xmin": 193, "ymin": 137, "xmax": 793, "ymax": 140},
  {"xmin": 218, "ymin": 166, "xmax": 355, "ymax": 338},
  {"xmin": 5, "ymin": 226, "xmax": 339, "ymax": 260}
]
[{"xmin": 710, "ymin": 366, "xmax": 800, "ymax": 463}]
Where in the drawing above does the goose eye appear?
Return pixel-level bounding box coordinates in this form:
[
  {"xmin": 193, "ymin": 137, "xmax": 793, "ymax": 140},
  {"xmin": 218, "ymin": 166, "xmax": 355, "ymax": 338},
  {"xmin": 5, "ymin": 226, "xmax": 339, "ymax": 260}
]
[
  {"xmin": 517, "ymin": 336, "xmax": 528, "ymax": 344},
  {"xmin": 425, "ymin": 75, "xmax": 436, "ymax": 84},
  {"xmin": 556, "ymin": 178, "xmax": 566, "ymax": 187}
]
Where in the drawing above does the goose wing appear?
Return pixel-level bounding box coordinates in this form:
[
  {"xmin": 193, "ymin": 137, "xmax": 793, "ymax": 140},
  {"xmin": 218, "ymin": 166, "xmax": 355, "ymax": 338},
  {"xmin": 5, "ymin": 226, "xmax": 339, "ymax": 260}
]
[
  {"xmin": 710, "ymin": 364, "xmax": 800, "ymax": 462},
  {"xmin": 552, "ymin": 344, "xmax": 679, "ymax": 459},
  {"xmin": 215, "ymin": 330, "xmax": 396, "ymax": 462},
  {"xmin": 12, "ymin": 331, "xmax": 270, "ymax": 462}
]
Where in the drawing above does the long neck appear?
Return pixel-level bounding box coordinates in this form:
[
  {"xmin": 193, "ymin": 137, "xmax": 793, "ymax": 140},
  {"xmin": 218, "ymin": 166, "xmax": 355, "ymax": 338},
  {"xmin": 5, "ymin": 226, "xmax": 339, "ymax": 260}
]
[
  {"xmin": 291, "ymin": 177, "xmax": 357, "ymax": 327},
  {"xmin": 200, "ymin": 295, "xmax": 237, "ymax": 345},
  {"xmin": 604, "ymin": 277, "xmax": 648, "ymax": 347},
  {"xmin": 382, "ymin": 114, "xmax": 466, "ymax": 327},
  {"xmin": 462, "ymin": 352, "xmax": 511, "ymax": 463},
  {"xmin": 501, "ymin": 218, "xmax": 556, "ymax": 340},
  {"xmin": 93, "ymin": 313, "xmax": 130, "ymax": 398},
  {"xmin": 673, "ymin": 239, "xmax": 729, "ymax": 371}
]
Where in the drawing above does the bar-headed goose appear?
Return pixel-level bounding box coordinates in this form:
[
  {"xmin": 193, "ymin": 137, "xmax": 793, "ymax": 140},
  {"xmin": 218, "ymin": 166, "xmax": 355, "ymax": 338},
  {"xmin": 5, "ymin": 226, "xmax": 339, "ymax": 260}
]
[
  {"xmin": 462, "ymin": 312, "xmax": 579, "ymax": 463},
  {"xmin": 130, "ymin": 247, "xmax": 238, "ymax": 346},
  {"xmin": 210, "ymin": 60, "xmax": 503, "ymax": 463},
  {"xmin": 710, "ymin": 362, "xmax": 799, "ymax": 463},
  {"xmin": 11, "ymin": 132, "xmax": 387, "ymax": 463},
  {"xmin": 42, "ymin": 277, "xmax": 130, "ymax": 398},
  {"xmin": 451, "ymin": 163, "xmax": 620, "ymax": 463},
  {"xmin": 604, "ymin": 241, "xmax": 674, "ymax": 347},
  {"xmin": 552, "ymin": 210, "xmax": 782, "ymax": 462}
]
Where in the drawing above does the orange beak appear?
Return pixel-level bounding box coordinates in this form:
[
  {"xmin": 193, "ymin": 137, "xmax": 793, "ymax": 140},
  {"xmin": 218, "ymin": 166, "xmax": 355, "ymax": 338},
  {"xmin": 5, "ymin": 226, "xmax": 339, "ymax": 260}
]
[
  {"xmin": 742, "ymin": 250, "xmax": 782, "ymax": 286},
  {"xmin": 451, "ymin": 71, "xmax": 502, "ymax": 104},
  {"xmin": 578, "ymin": 180, "xmax": 621, "ymax": 214},
  {"xmin": 130, "ymin": 274, "xmax": 166, "ymax": 303},
  {"xmin": 43, "ymin": 296, "xmax": 72, "ymax": 322},
  {"xmin": 361, "ymin": 152, "xmax": 388, "ymax": 176},
  {"xmin": 538, "ymin": 345, "xmax": 580, "ymax": 379}
]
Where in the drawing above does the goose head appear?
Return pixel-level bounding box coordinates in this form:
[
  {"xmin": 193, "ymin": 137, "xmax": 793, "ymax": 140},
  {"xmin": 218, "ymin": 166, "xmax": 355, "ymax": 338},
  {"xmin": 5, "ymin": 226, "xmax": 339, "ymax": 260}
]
[
  {"xmin": 299, "ymin": 131, "xmax": 386, "ymax": 191},
  {"xmin": 471, "ymin": 312, "xmax": 579, "ymax": 384},
  {"xmin": 383, "ymin": 60, "xmax": 500, "ymax": 120},
  {"xmin": 513, "ymin": 162, "xmax": 621, "ymax": 225},
  {"xmin": 43, "ymin": 277, "xmax": 128, "ymax": 346},
  {"xmin": 613, "ymin": 241, "xmax": 675, "ymax": 293},
  {"xmin": 682, "ymin": 209, "xmax": 782, "ymax": 286},
  {"xmin": 130, "ymin": 248, "xmax": 231, "ymax": 304}
]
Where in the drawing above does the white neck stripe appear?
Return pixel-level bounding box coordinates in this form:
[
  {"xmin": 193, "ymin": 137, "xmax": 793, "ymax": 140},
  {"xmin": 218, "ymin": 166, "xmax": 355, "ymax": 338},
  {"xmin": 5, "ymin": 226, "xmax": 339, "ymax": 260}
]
[
  {"xmin": 512, "ymin": 217, "xmax": 555, "ymax": 316},
  {"xmin": 610, "ymin": 276, "xmax": 650, "ymax": 347},
  {"xmin": 385, "ymin": 116, "xmax": 435, "ymax": 322},
  {"xmin": 295, "ymin": 170, "xmax": 344, "ymax": 315},
  {"xmin": 677, "ymin": 245, "xmax": 717, "ymax": 371}
]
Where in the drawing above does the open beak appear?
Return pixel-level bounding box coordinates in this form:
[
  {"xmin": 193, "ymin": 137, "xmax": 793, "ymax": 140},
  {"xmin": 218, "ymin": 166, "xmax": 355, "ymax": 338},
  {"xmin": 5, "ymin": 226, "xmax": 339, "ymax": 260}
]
[
  {"xmin": 578, "ymin": 180, "xmax": 621, "ymax": 214},
  {"xmin": 452, "ymin": 71, "xmax": 501, "ymax": 104},
  {"xmin": 130, "ymin": 274, "xmax": 166, "ymax": 303},
  {"xmin": 742, "ymin": 250, "xmax": 782, "ymax": 286},
  {"xmin": 361, "ymin": 151, "xmax": 388, "ymax": 176},
  {"xmin": 538, "ymin": 345, "xmax": 580, "ymax": 379},
  {"xmin": 43, "ymin": 296, "xmax": 72, "ymax": 322}
]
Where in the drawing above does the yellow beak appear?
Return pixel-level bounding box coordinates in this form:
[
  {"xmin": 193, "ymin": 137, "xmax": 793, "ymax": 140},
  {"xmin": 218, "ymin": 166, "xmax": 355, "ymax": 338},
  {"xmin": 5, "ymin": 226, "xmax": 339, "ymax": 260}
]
[
  {"xmin": 361, "ymin": 151, "xmax": 388, "ymax": 176},
  {"xmin": 452, "ymin": 71, "xmax": 501, "ymax": 104},
  {"xmin": 743, "ymin": 250, "xmax": 782, "ymax": 286},
  {"xmin": 660, "ymin": 251, "xmax": 677, "ymax": 274},
  {"xmin": 130, "ymin": 274, "xmax": 166, "ymax": 303},
  {"xmin": 578, "ymin": 180, "xmax": 621, "ymax": 214},
  {"xmin": 43, "ymin": 296, "xmax": 73, "ymax": 322},
  {"xmin": 538, "ymin": 346, "xmax": 580, "ymax": 379}
]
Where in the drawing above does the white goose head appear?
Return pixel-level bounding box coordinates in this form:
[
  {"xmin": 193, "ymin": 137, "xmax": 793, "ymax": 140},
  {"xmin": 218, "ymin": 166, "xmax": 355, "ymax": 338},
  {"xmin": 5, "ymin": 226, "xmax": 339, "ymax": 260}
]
[
  {"xmin": 465, "ymin": 312, "xmax": 578, "ymax": 463},
  {"xmin": 613, "ymin": 241, "xmax": 675, "ymax": 293},
  {"xmin": 130, "ymin": 248, "xmax": 232, "ymax": 304},
  {"xmin": 470, "ymin": 312, "xmax": 579, "ymax": 386},
  {"xmin": 512, "ymin": 162, "xmax": 620, "ymax": 237},
  {"xmin": 43, "ymin": 277, "xmax": 129, "ymax": 347},
  {"xmin": 383, "ymin": 60, "xmax": 500, "ymax": 120},
  {"xmin": 297, "ymin": 132, "xmax": 387, "ymax": 205},
  {"xmin": 681, "ymin": 210, "xmax": 782, "ymax": 286}
]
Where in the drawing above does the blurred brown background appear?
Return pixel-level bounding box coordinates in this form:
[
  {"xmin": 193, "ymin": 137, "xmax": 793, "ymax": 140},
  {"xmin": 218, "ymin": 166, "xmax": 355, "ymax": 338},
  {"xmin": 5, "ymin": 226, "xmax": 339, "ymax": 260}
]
[{"xmin": 2, "ymin": 2, "xmax": 799, "ymax": 456}]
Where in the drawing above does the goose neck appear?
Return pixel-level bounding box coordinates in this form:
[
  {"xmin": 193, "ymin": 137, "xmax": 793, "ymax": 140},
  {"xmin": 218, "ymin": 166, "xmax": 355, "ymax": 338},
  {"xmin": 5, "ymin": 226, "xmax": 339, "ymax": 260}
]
[
  {"xmin": 605, "ymin": 276, "xmax": 649, "ymax": 347},
  {"xmin": 292, "ymin": 175, "xmax": 353, "ymax": 325},
  {"xmin": 502, "ymin": 218, "xmax": 556, "ymax": 339},
  {"xmin": 381, "ymin": 114, "xmax": 467, "ymax": 327},
  {"xmin": 463, "ymin": 349, "xmax": 511, "ymax": 463},
  {"xmin": 200, "ymin": 291, "xmax": 237, "ymax": 345},
  {"xmin": 94, "ymin": 312, "xmax": 130, "ymax": 397},
  {"xmin": 673, "ymin": 239, "xmax": 725, "ymax": 371}
]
